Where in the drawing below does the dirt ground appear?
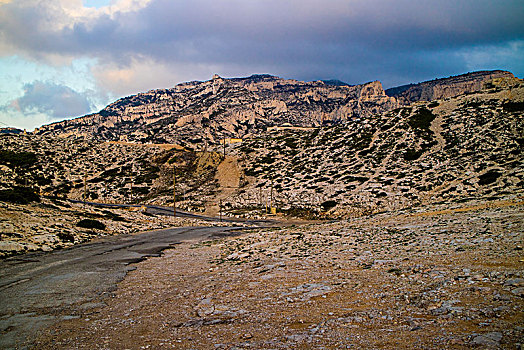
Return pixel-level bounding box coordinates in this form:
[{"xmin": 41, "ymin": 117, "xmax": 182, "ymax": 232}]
[{"xmin": 34, "ymin": 198, "xmax": 523, "ymax": 349}]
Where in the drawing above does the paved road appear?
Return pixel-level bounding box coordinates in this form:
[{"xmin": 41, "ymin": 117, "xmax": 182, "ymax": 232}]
[
  {"xmin": 70, "ymin": 200, "xmax": 276, "ymax": 226},
  {"xmin": 0, "ymin": 225, "xmax": 245, "ymax": 349}
]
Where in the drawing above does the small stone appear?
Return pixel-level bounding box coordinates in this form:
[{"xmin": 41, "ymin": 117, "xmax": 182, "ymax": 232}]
[
  {"xmin": 471, "ymin": 332, "xmax": 502, "ymax": 347},
  {"xmin": 504, "ymin": 278, "xmax": 524, "ymax": 287},
  {"xmin": 511, "ymin": 287, "xmax": 524, "ymax": 297}
]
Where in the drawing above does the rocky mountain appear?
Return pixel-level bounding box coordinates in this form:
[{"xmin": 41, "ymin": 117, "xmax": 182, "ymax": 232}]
[
  {"xmin": 385, "ymin": 70, "xmax": 514, "ymax": 105},
  {"xmin": 3, "ymin": 72, "xmax": 522, "ymax": 220},
  {"xmin": 34, "ymin": 74, "xmax": 397, "ymax": 145},
  {"xmin": 35, "ymin": 71, "xmax": 516, "ymax": 149}
]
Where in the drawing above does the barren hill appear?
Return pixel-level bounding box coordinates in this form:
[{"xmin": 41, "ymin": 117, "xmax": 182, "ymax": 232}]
[
  {"xmin": 385, "ymin": 70, "xmax": 514, "ymax": 105},
  {"xmin": 3, "ymin": 71, "xmax": 522, "ymax": 219}
]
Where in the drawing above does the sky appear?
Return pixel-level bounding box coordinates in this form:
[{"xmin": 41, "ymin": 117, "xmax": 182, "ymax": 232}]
[{"xmin": 0, "ymin": 0, "xmax": 523, "ymax": 130}]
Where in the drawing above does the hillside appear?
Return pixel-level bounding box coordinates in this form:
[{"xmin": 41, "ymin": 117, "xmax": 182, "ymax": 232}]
[
  {"xmin": 385, "ymin": 70, "xmax": 514, "ymax": 105},
  {"xmin": 33, "ymin": 71, "xmax": 514, "ymax": 147},
  {"xmin": 3, "ymin": 73, "xmax": 523, "ymax": 215},
  {"xmin": 35, "ymin": 75, "xmax": 397, "ymax": 145}
]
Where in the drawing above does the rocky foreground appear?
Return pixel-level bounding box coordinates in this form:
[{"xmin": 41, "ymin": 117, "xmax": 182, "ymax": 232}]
[{"xmin": 34, "ymin": 197, "xmax": 523, "ymax": 349}]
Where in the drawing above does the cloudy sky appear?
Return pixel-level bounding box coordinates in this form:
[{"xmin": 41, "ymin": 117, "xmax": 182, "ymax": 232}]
[{"xmin": 1, "ymin": 0, "xmax": 523, "ymax": 130}]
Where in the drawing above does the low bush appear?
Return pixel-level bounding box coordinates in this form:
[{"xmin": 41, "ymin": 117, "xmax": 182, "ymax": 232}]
[
  {"xmin": 0, "ymin": 186, "xmax": 40, "ymax": 204},
  {"xmin": 408, "ymin": 108, "xmax": 435, "ymax": 131},
  {"xmin": 76, "ymin": 218, "xmax": 106, "ymax": 230},
  {"xmin": 478, "ymin": 170, "xmax": 501, "ymax": 185},
  {"xmin": 321, "ymin": 200, "xmax": 337, "ymax": 211},
  {"xmin": 0, "ymin": 150, "xmax": 38, "ymax": 168}
]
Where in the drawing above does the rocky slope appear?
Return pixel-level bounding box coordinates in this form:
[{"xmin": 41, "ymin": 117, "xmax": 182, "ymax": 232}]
[
  {"xmin": 1, "ymin": 71, "xmax": 522, "ymax": 258},
  {"xmin": 34, "ymin": 71, "xmax": 515, "ymax": 148},
  {"xmin": 2, "ymin": 74, "xmax": 523, "ymax": 219},
  {"xmin": 385, "ymin": 70, "xmax": 514, "ymax": 105},
  {"xmin": 226, "ymin": 78, "xmax": 524, "ymax": 217},
  {"xmin": 35, "ymin": 75, "xmax": 397, "ymax": 145}
]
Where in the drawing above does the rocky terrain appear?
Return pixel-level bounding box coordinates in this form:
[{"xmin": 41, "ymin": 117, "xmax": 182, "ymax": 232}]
[
  {"xmin": 385, "ymin": 70, "xmax": 514, "ymax": 105},
  {"xmin": 1, "ymin": 70, "xmax": 522, "ymax": 257},
  {"xmin": 34, "ymin": 74, "xmax": 398, "ymax": 145},
  {"xmin": 33, "ymin": 197, "xmax": 523, "ymax": 349},
  {"xmin": 0, "ymin": 70, "xmax": 523, "ymax": 348},
  {"xmin": 34, "ymin": 71, "xmax": 515, "ymax": 146}
]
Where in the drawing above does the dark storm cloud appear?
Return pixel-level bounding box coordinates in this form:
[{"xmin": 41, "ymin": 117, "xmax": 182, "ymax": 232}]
[
  {"xmin": 1, "ymin": 0, "xmax": 523, "ymax": 87},
  {"xmin": 7, "ymin": 81, "xmax": 94, "ymax": 120}
]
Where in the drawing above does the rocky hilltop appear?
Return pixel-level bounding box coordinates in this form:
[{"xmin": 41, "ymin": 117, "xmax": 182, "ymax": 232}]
[
  {"xmin": 385, "ymin": 70, "xmax": 514, "ymax": 105},
  {"xmin": 1, "ymin": 70, "xmax": 523, "ymax": 255},
  {"xmin": 35, "ymin": 71, "xmax": 515, "ymax": 147},
  {"xmin": 35, "ymin": 75, "xmax": 397, "ymax": 145}
]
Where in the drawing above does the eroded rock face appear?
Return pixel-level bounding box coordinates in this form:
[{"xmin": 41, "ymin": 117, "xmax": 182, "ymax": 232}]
[
  {"xmin": 385, "ymin": 70, "xmax": 515, "ymax": 105},
  {"xmin": 35, "ymin": 71, "xmax": 515, "ymax": 147},
  {"xmin": 35, "ymin": 74, "xmax": 399, "ymax": 144}
]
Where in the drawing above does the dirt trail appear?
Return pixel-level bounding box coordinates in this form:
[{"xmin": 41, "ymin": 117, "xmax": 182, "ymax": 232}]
[{"xmin": 206, "ymin": 156, "xmax": 241, "ymax": 215}]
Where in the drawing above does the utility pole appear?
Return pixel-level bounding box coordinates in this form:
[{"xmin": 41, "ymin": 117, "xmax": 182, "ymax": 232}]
[
  {"xmin": 222, "ymin": 138, "xmax": 226, "ymax": 159},
  {"xmin": 219, "ymin": 199, "xmax": 222, "ymax": 222},
  {"xmin": 270, "ymin": 177, "xmax": 274, "ymax": 213},
  {"xmin": 83, "ymin": 173, "xmax": 87, "ymax": 209},
  {"xmin": 173, "ymin": 166, "xmax": 176, "ymax": 217}
]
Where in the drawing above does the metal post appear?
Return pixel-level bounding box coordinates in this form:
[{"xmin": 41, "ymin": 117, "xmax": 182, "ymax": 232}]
[
  {"xmin": 270, "ymin": 177, "xmax": 274, "ymax": 211},
  {"xmin": 173, "ymin": 166, "xmax": 176, "ymax": 217},
  {"xmin": 83, "ymin": 173, "xmax": 87, "ymax": 210}
]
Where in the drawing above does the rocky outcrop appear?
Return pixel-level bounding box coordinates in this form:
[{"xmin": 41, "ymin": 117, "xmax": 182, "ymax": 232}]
[
  {"xmin": 4, "ymin": 76, "xmax": 523, "ymax": 217},
  {"xmin": 385, "ymin": 70, "xmax": 515, "ymax": 105},
  {"xmin": 35, "ymin": 74, "xmax": 397, "ymax": 145},
  {"xmin": 35, "ymin": 71, "xmax": 515, "ymax": 146}
]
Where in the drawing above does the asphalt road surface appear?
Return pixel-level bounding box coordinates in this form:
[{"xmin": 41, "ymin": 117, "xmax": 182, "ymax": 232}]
[{"xmin": 0, "ymin": 225, "xmax": 245, "ymax": 349}]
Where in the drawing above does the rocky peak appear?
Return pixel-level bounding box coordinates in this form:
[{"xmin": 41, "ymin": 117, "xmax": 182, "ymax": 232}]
[
  {"xmin": 386, "ymin": 70, "xmax": 515, "ymax": 105},
  {"xmin": 35, "ymin": 75, "xmax": 397, "ymax": 144},
  {"xmin": 34, "ymin": 70, "xmax": 517, "ymax": 147}
]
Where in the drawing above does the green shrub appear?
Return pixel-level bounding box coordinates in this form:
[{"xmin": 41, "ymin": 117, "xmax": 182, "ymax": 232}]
[
  {"xmin": 503, "ymin": 102, "xmax": 524, "ymax": 112},
  {"xmin": 403, "ymin": 149, "xmax": 423, "ymax": 161},
  {"xmin": 76, "ymin": 218, "xmax": 106, "ymax": 230},
  {"xmin": 408, "ymin": 108, "xmax": 435, "ymax": 130},
  {"xmin": 57, "ymin": 232, "xmax": 76, "ymax": 243},
  {"xmin": 0, "ymin": 186, "xmax": 40, "ymax": 204},
  {"xmin": 478, "ymin": 170, "xmax": 501, "ymax": 185},
  {"xmin": 321, "ymin": 200, "xmax": 337, "ymax": 211},
  {"xmin": 0, "ymin": 150, "xmax": 38, "ymax": 168}
]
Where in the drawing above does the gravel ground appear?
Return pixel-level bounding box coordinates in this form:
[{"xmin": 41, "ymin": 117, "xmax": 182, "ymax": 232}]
[{"xmin": 34, "ymin": 198, "xmax": 523, "ymax": 349}]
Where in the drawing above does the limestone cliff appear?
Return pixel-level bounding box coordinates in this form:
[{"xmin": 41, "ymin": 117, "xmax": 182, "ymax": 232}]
[
  {"xmin": 35, "ymin": 71, "xmax": 516, "ymax": 149},
  {"xmin": 35, "ymin": 75, "xmax": 397, "ymax": 145},
  {"xmin": 385, "ymin": 70, "xmax": 515, "ymax": 105}
]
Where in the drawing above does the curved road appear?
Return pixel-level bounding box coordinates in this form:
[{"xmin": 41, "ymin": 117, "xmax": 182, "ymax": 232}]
[{"xmin": 0, "ymin": 225, "xmax": 246, "ymax": 349}]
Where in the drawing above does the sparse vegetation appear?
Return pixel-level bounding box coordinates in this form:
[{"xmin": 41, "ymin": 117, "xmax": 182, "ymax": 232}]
[
  {"xmin": 0, "ymin": 186, "xmax": 40, "ymax": 204},
  {"xmin": 76, "ymin": 218, "xmax": 106, "ymax": 230}
]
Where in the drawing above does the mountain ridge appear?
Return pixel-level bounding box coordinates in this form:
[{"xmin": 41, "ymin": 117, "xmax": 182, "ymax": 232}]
[{"xmin": 35, "ymin": 70, "xmax": 515, "ymax": 147}]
